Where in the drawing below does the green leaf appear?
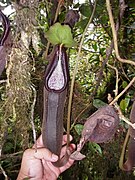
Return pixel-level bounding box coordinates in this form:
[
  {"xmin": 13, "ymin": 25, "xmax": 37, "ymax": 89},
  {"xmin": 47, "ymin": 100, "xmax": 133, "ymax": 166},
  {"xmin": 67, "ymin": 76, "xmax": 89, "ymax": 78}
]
[
  {"xmin": 76, "ymin": 18, "xmax": 89, "ymax": 31},
  {"xmin": 74, "ymin": 2, "xmax": 80, "ymax": 8},
  {"xmin": 93, "ymin": 99, "xmax": 107, "ymax": 109},
  {"xmin": 130, "ymin": 22, "xmax": 135, "ymax": 29},
  {"xmin": 79, "ymin": 4, "xmax": 92, "ymax": 17},
  {"xmin": 100, "ymin": 16, "xmax": 108, "ymax": 24},
  {"xmin": 120, "ymin": 99, "xmax": 126, "ymax": 111},
  {"xmin": 100, "ymin": 47, "xmax": 106, "ymax": 54},
  {"xmin": 45, "ymin": 22, "xmax": 76, "ymax": 47},
  {"xmin": 74, "ymin": 124, "xmax": 84, "ymax": 135},
  {"xmin": 120, "ymin": 98, "xmax": 130, "ymax": 111},
  {"xmin": 92, "ymin": 43, "xmax": 97, "ymax": 51},
  {"xmin": 3, "ymin": 142, "xmax": 14, "ymax": 153},
  {"xmin": 122, "ymin": 81, "xmax": 128, "ymax": 88},
  {"xmin": 88, "ymin": 142, "xmax": 102, "ymax": 155}
]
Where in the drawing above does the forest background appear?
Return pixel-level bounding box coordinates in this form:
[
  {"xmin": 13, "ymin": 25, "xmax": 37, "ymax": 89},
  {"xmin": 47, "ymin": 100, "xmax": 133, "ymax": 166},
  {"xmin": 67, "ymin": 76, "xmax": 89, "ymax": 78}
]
[{"xmin": 0, "ymin": 0, "xmax": 135, "ymax": 179}]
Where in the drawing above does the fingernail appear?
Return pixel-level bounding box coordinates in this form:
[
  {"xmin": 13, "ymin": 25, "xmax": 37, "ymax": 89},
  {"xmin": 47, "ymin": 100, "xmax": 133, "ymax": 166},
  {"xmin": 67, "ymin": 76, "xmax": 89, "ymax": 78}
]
[
  {"xmin": 52, "ymin": 154, "xmax": 58, "ymax": 161},
  {"xmin": 69, "ymin": 144, "xmax": 76, "ymax": 151},
  {"xmin": 69, "ymin": 135, "xmax": 73, "ymax": 141}
]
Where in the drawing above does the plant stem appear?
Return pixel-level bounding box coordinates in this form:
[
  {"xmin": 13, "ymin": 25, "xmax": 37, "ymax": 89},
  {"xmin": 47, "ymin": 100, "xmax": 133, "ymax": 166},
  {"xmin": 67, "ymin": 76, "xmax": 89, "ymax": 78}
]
[
  {"xmin": 67, "ymin": 0, "xmax": 97, "ymax": 146},
  {"xmin": 106, "ymin": 0, "xmax": 135, "ymax": 66}
]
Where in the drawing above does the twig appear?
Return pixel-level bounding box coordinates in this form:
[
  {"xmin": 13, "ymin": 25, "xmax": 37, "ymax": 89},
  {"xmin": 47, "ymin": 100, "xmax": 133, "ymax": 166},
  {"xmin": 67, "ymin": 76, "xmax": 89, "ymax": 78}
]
[
  {"xmin": 0, "ymin": 164, "xmax": 8, "ymax": 180},
  {"xmin": 106, "ymin": 0, "xmax": 135, "ymax": 66},
  {"xmin": 67, "ymin": 0, "xmax": 97, "ymax": 146},
  {"xmin": 91, "ymin": 0, "xmax": 126, "ymax": 100},
  {"xmin": 44, "ymin": 0, "xmax": 63, "ymax": 58},
  {"xmin": 70, "ymin": 103, "xmax": 91, "ymax": 130},
  {"xmin": 109, "ymin": 77, "xmax": 135, "ymax": 105},
  {"xmin": 107, "ymin": 63, "xmax": 135, "ymax": 128},
  {"xmin": 30, "ymin": 85, "xmax": 37, "ymax": 151},
  {"xmin": 119, "ymin": 128, "xmax": 130, "ymax": 170},
  {"xmin": 0, "ymin": 80, "xmax": 7, "ymax": 84},
  {"xmin": 0, "ymin": 151, "xmax": 23, "ymax": 160},
  {"xmin": 106, "ymin": 64, "xmax": 135, "ymax": 128},
  {"xmin": 121, "ymin": 67, "xmax": 135, "ymax": 90},
  {"xmin": 115, "ymin": 102, "xmax": 135, "ymax": 129},
  {"xmin": 108, "ymin": 75, "xmax": 135, "ymax": 129},
  {"xmin": 107, "ymin": 62, "xmax": 119, "ymax": 96},
  {"xmin": 53, "ymin": 0, "xmax": 63, "ymax": 24}
]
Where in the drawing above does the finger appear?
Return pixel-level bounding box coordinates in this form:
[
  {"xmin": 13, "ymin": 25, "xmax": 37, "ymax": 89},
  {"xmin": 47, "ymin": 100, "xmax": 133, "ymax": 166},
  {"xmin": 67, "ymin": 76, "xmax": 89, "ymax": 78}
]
[
  {"xmin": 33, "ymin": 134, "xmax": 73, "ymax": 148},
  {"xmin": 59, "ymin": 158, "xmax": 75, "ymax": 173},
  {"xmin": 34, "ymin": 148, "xmax": 58, "ymax": 162},
  {"xmin": 60, "ymin": 143, "xmax": 76, "ymax": 158},
  {"xmin": 62, "ymin": 135, "xmax": 73, "ymax": 145},
  {"xmin": 24, "ymin": 148, "xmax": 58, "ymax": 162},
  {"xmin": 60, "ymin": 144, "xmax": 76, "ymax": 173},
  {"xmin": 42, "ymin": 160, "xmax": 58, "ymax": 179},
  {"xmin": 33, "ymin": 135, "xmax": 44, "ymax": 148}
]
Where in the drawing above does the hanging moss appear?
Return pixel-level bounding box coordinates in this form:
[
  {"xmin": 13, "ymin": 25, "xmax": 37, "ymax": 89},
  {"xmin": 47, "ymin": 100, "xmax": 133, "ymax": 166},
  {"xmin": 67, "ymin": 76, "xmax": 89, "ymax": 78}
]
[{"xmin": 0, "ymin": 1, "xmax": 40, "ymax": 154}]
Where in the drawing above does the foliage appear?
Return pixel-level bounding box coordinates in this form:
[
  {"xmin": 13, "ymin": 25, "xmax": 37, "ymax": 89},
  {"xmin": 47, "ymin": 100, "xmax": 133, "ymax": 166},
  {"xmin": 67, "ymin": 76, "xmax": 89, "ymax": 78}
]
[
  {"xmin": 45, "ymin": 22, "xmax": 76, "ymax": 47},
  {"xmin": 0, "ymin": 0, "xmax": 135, "ymax": 179}
]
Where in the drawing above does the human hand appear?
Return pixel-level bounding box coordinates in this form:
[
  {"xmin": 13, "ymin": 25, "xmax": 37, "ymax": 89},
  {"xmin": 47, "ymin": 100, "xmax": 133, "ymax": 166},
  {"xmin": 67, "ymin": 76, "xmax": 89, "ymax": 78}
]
[{"xmin": 17, "ymin": 135, "xmax": 75, "ymax": 180}]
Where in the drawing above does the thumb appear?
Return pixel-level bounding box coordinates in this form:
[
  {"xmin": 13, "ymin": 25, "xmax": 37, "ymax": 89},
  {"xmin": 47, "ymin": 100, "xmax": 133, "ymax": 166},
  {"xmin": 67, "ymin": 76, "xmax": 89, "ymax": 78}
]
[{"xmin": 33, "ymin": 148, "xmax": 58, "ymax": 162}]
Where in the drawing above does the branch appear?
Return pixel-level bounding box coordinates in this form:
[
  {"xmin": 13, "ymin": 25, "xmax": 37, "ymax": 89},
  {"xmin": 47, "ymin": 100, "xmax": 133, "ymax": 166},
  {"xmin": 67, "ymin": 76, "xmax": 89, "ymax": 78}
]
[
  {"xmin": 71, "ymin": 103, "xmax": 92, "ymax": 130},
  {"xmin": 91, "ymin": 0, "xmax": 126, "ymax": 99},
  {"xmin": 45, "ymin": 0, "xmax": 63, "ymax": 58},
  {"xmin": 30, "ymin": 85, "xmax": 37, "ymax": 151},
  {"xmin": 109, "ymin": 76, "xmax": 135, "ymax": 129},
  {"xmin": 0, "ymin": 79, "xmax": 7, "ymax": 84},
  {"xmin": 67, "ymin": 0, "xmax": 97, "ymax": 144},
  {"xmin": 119, "ymin": 129, "xmax": 130, "ymax": 170},
  {"xmin": 109, "ymin": 77, "xmax": 135, "ymax": 106},
  {"xmin": 0, "ymin": 164, "xmax": 8, "ymax": 180},
  {"xmin": 107, "ymin": 62, "xmax": 119, "ymax": 96},
  {"xmin": 0, "ymin": 151, "xmax": 23, "ymax": 160},
  {"xmin": 106, "ymin": 0, "xmax": 135, "ymax": 66}
]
